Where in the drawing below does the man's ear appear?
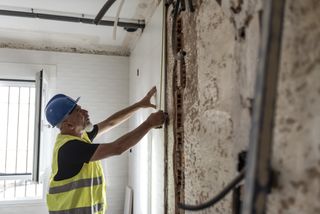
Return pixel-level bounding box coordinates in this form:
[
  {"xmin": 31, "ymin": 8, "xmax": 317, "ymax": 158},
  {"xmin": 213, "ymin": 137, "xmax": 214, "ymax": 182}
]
[
  {"xmin": 65, "ymin": 121, "xmax": 75, "ymax": 130},
  {"xmin": 60, "ymin": 119, "xmax": 73, "ymax": 130}
]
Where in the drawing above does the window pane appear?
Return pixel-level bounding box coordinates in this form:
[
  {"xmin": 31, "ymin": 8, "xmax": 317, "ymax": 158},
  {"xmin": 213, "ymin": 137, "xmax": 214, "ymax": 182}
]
[
  {"xmin": 14, "ymin": 180, "xmax": 27, "ymax": 199},
  {"xmin": 17, "ymin": 87, "xmax": 30, "ymax": 173},
  {"xmin": 4, "ymin": 180, "xmax": 14, "ymax": 199},
  {"xmin": 27, "ymin": 88, "xmax": 35, "ymax": 173},
  {"xmin": 0, "ymin": 179, "xmax": 43, "ymax": 200},
  {"xmin": 0, "ymin": 180, "xmax": 4, "ymax": 199},
  {"xmin": 0, "ymin": 81, "xmax": 41, "ymax": 201},
  {"xmin": 0, "ymin": 87, "xmax": 9, "ymax": 173},
  {"xmin": 6, "ymin": 87, "xmax": 19, "ymax": 173}
]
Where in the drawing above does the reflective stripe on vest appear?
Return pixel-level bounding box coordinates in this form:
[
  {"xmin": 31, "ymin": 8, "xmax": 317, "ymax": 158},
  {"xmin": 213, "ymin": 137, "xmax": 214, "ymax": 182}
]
[
  {"xmin": 49, "ymin": 176, "xmax": 103, "ymax": 194},
  {"xmin": 49, "ymin": 203, "xmax": 103, "ymax": 214}
]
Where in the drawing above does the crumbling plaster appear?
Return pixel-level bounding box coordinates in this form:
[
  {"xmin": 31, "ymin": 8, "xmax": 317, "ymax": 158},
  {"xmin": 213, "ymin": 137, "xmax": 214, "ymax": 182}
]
[
  {"xmin": 269, "ymin": 1, "xmax": 320, "ymax": 213},
  {"xmin": 166, "ymin": 0, "xmax": 320, "ymax": 213}
]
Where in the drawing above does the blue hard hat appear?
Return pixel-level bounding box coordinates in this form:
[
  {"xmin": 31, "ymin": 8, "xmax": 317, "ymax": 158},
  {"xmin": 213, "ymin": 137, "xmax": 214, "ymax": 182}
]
[{"xmin": 45, "ymin": 94, "xmax": 80, "ymax": 127}]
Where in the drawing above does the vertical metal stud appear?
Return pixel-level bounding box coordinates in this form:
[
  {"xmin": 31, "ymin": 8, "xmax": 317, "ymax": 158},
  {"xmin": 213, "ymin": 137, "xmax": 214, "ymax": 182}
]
[{"xmin": 242, "ymin": 0, "xmax": 286, "ymax": 213}]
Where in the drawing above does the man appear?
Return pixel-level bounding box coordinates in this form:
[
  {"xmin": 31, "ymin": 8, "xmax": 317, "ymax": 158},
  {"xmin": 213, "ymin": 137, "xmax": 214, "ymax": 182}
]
[{"xmin": 45, "ymin": 86, "xmax": 166, "ymax": 214}]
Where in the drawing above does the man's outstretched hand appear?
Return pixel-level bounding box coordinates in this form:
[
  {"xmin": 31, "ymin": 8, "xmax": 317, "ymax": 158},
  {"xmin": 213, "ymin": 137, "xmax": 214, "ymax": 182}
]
[
  {"xmin": 147, "ymin": 110, "xmax": 168, "ymax": 128},
  {"xmin": 139, "ymin": 86, "xmax": 157, "ymax": 109}
]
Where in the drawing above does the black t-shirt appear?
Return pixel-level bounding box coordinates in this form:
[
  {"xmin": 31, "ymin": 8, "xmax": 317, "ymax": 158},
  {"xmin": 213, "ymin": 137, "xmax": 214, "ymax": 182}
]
[{"xmin": 54, "ymin": 125, "xmax": 100, "ymax": 181}]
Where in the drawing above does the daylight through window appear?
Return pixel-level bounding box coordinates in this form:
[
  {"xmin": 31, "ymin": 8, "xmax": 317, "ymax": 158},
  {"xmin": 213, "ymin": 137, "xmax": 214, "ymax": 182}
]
[{"xmin": 0, "ymin": 80, "xmax": 43, "ymax": 201}]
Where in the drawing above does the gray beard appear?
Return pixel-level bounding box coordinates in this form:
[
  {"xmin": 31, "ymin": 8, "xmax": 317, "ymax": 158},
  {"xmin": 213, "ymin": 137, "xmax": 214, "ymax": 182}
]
[{"xmin": 85, "ymin": 122, "xmax": 94, "ymax": 132}]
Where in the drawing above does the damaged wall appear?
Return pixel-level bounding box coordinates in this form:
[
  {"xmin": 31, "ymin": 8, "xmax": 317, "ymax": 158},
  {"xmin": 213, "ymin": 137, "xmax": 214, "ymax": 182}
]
[
  {"xmin": 166, "ymin": 0, "xmax": 320, "ymax": 213},
  {"xmin": 268, "ymin": 1, "xmax": 320, "ymax": 213}
]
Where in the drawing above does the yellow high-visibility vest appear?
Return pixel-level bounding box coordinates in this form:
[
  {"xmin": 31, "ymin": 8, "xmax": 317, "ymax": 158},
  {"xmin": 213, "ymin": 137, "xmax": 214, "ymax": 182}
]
[{"xmin": 46, "ymin": 132, "xmax": 106, "ymax": 214}]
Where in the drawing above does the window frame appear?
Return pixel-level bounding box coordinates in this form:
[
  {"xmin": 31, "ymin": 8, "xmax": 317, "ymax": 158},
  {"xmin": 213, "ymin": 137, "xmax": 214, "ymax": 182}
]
[{"xmin": 0, "ymin": 77, "xmax": 44, "ymax": 202}]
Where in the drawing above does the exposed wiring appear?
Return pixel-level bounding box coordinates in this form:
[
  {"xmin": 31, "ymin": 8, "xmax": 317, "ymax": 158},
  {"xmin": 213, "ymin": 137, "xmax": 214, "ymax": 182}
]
[
  {"xmin": 178, "ymin": 169, "xmax": 245, "ymax": 211},
  {"xmin": 113, "ymin": 0, "xmax": 125, "ymax": 40},
  {"xmin": 171, "ymin": 0, "xmax": 186, "ymax": 61},
  {"xmin": 94, "ymin": 0, "xmax": 117, "ymax": 25}
]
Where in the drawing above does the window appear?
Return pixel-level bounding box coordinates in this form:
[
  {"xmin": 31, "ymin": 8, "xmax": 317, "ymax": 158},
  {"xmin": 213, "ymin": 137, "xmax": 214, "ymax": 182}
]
[{"xmin": 0, "ymin": 80, "xmax": 43, "ymax": 201}]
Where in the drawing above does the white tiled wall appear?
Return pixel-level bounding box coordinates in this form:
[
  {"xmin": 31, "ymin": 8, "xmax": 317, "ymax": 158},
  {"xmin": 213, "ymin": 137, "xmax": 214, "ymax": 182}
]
[
  {"xmin": 0, "ymin": 48, "xmax": 129, "ymax": 214},
  {"xmin": 128, "ymin": 2, "xmax": 164, "ymax": 214}
]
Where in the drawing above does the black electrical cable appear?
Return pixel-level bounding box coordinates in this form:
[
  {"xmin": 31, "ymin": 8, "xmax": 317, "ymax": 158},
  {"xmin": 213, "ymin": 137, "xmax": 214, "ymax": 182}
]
[
  {"xmin": 94, "ymin": 0, "xmax": 117, "ymax": 25},
  {"xmin": 178, "ymin": 169, "xmax": 245, "ymax": 211}
]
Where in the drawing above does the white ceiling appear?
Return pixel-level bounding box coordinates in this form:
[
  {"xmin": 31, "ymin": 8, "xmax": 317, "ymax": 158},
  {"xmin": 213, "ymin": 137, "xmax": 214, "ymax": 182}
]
[{"xmin": 0, "ymin": 0, "xmax": 158, "ymax": 56}]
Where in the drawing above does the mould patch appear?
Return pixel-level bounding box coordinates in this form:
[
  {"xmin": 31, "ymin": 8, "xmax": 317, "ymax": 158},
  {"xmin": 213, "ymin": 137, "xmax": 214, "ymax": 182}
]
[{"xmin": 0, "ymin": 42, "xmax": 130, "ymax": 56}]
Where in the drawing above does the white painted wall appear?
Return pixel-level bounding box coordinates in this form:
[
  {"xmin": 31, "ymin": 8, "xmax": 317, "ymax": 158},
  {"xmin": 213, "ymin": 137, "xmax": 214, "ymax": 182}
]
[
  {"xmin": 128, "ymin": 2, "xmax": 164, "ymax": 214},
  {"xmin": 0, "ymin": 48, "xmax": 129, "ymax": 214}
]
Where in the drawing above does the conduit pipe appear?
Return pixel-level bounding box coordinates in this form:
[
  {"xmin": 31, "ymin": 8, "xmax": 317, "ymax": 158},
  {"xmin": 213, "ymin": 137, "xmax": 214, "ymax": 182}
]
[
  {"xmin": 113, "ymin": 0, "xmax": 125, "ymax": 40},
  {"xmin": 242, "ymin": 0, "xmax": 286, "ymax": 213},
  {"xmin": 0, "ymin": 9, "xmax": 145, "ymax": 30},
  {"xmin": 94, "ymin": 0, "xmax": 117, "ymax": 25},
  {"xmin": 178, "ymin": 170, "xmax": 245, "ymax": 211}
]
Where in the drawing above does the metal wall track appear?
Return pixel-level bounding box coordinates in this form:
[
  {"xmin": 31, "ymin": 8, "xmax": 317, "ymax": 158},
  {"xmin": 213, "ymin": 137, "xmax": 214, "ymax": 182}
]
[{"xmin": 242, "ymin": 0, "xmax": 286, "ymax": 213}]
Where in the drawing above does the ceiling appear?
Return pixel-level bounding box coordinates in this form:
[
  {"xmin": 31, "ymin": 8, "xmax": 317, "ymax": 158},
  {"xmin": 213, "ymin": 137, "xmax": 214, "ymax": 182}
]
[{"xmin": 0, "ymin": 0, "xmax": 159, "ymax": 56}]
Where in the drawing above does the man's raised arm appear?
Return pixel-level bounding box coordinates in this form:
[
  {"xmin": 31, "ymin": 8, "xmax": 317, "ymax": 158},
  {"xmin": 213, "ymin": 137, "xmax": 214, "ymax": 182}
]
[{"xmin": 96, "ymin": 86, "xmax": 157, "ymax": 136}]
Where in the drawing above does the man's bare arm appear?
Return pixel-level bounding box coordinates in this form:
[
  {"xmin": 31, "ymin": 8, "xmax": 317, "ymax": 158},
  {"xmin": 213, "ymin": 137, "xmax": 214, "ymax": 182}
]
[
  {"xmin": 96, "ymin": 86, "xmax": 157, "ymax": 136},
  {"xmin": 91, "ymin": 110, "xmax": 165, "ymax": 161}
]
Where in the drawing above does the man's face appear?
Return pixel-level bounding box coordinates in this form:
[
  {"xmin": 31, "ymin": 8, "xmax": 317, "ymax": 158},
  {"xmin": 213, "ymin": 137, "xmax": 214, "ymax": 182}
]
[{"xmin": 66, "ymin": 105, "xmax": 91, "ymax": 130}]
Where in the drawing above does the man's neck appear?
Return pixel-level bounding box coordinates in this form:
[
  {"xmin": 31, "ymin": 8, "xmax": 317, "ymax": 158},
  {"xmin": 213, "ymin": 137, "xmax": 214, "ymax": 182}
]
[{"xmin": 60, "ymin": 129, "xmax": 82, "ymax": 138}]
